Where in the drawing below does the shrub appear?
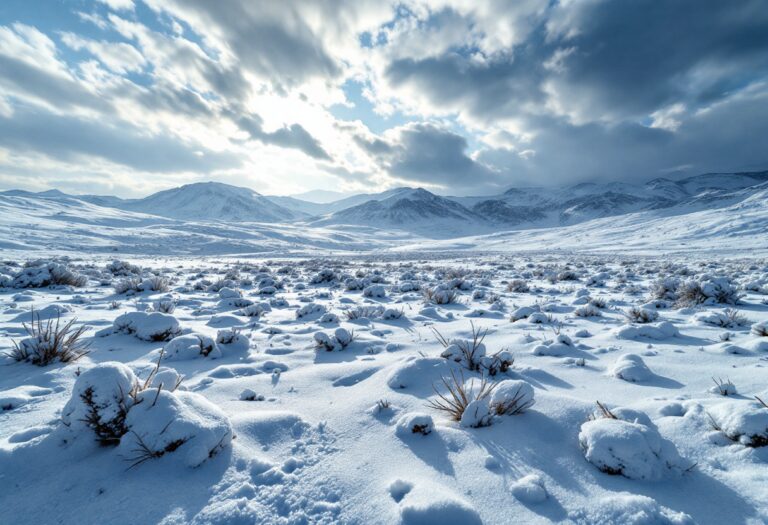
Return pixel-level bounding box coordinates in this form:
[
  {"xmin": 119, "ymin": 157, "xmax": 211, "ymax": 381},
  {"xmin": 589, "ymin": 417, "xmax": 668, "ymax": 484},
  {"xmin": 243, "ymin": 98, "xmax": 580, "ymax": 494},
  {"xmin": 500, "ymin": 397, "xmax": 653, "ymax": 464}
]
[
  {"xmin": 12, "ymin": 261, "xmax": 87, "ymax": 288},
  {"xmin": 489, "ymin": 380, "xmax": 535, "ymax": 415},
  {"xmin": 7, "ymin": 311, "xmax": 90, "ymax": 366},
  {"xmin": 574, "ymin": 304, "xmax": 602, "ymax": 318},
  {"xmin": 345, "ymin": 305, "xmax": 384, "ymax": 320},
  {"xmin": 314, "ymin": 328, "xmax": 355, "ymax": 351},
  {"xmin": 623, "ymin": 307, "xmax": 659, "ymax": 324},
  {"xmin": 153, "ymin": 299, "xmax": 176, "ymax": 314},
  {"xmin": 426, "ymin": 369, "xmax": 497, "ymax": 427},
  {"xmin": 506, "ymin": 279, "xmax": 530, "ymax": 293},
  {"xmin": 710, "ymin": 377, "xmax": 737, "ymax": 396},
  {"xmin": 423, "ymin": 286, "xmax": 459, "ymax": 305},
  {"xmin": 752, "ymin": 322, "xmax": 768, "ymax": 337},
  {"xmin": 434, "ymin": 322, "xmax": 488, "ymax": 372}
]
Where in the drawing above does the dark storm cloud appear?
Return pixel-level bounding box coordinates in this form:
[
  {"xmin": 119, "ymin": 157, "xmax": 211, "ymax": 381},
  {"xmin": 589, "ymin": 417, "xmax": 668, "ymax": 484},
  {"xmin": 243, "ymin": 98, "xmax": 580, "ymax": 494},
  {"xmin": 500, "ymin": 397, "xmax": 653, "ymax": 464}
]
[
  {"xmin": 366, "ymin": 123, "xmax": 500, "ymax": 189},
  {"xmin": 236, "ymin": 115, "xmax": 331, "ymax": 160},
  {"xmin": 0, "ymin": 107, "xmax": 241, "ymax": 173}
]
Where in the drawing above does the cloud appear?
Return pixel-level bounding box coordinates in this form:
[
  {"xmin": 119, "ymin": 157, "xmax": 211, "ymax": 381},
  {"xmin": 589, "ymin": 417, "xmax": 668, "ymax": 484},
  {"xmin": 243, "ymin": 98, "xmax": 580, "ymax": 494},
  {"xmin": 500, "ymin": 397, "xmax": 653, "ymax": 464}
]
[
  {"xmin": 60, "ymin": 33, "xmax": 146, "ymax": 74},
  {"xmin": 0, "ymin": 106, "xmax": 241, "ymax": 173},
  {"xmin": 360, "ymin": 122, "xmax": 501, "ymax": 191},
  {"xmin": 235, "ymin": 115, "xmax": 331, "ymax": 160}
]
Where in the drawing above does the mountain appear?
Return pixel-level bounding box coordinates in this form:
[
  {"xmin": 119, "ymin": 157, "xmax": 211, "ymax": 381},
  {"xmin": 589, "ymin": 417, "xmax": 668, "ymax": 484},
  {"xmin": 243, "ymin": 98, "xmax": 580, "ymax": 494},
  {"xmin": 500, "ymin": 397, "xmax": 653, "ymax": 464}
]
[
  {"xmin": 313, "ymin": 187, "xmax": 488, "ymax": 238},
  {"xmin": 109, "ymin": 182, "xmax": 304, "ymax": 223}
]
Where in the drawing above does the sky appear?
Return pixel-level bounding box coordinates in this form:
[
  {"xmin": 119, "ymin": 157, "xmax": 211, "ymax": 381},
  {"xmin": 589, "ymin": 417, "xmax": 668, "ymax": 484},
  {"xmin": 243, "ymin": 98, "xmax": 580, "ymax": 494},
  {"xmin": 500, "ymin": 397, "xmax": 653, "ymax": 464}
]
[{"xmin": 0, "ymin": 0, "xmax": 766, "ymax": 198}]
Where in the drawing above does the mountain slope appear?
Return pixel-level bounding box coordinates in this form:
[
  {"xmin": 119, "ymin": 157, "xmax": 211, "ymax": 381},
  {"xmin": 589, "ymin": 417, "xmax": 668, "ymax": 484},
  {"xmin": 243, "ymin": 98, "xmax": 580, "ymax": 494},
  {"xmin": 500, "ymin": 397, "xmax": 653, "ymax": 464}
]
[
  {"xmin": 116, "ymin": 182, "xmax": 303, "ymax": 223},
  {"xmin": 313, "ymin": 187, "xmax": 489, "ymax": 238}
]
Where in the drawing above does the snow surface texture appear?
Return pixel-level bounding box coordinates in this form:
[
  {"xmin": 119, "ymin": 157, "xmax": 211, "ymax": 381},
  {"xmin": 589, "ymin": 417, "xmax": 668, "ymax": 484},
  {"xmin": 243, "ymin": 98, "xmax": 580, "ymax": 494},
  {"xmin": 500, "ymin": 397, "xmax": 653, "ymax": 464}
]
[{"xmin": 1, "ymin": 254, "xmax": 768, "ymax": 524}]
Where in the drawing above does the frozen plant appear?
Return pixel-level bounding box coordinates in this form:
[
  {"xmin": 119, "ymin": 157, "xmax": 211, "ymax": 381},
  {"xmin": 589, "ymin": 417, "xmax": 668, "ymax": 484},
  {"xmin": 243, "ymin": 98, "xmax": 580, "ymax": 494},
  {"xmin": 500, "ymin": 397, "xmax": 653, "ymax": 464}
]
[
  {"xmin": 153, "ymin": 299, "xmax": 176, "ymax": 314},
  {"xmin": 489, "ymin": 380, "xmax": 535, "ymax": 415},
  {"xmin": 426, "ymin": 369, "xmax": 497, "ymax": 427},
  {"xmin": 574, "ymin": 304, "xmax": 602, "ymax": 318},
  {"xmin": 12, "ymin": 261, "xmax": 87, "ymax": 288},
  {"xmin": 752, "ymin": 321, "xmax": 768, "ymax": 337},
  {"xmin": 623, "ymin": 306, "xmax": 659, "ymax": 324},
  {"xmin": 422, "ymin": 285, "xmax": 459, "ymax": 305},
  {"xmin": 506, "ymin": 279, "xmax": 530, "ymax": 293},
  {"xmin": 7, "ymin": 311, "xmax": 90, "ymax": 366},
  {"xmin": 314, "ymin": 328, "xmax": 355, "ymax": 351},
  {"xmin": 710, "ymin": 377, "xmax": 737, "ymax": 396}
]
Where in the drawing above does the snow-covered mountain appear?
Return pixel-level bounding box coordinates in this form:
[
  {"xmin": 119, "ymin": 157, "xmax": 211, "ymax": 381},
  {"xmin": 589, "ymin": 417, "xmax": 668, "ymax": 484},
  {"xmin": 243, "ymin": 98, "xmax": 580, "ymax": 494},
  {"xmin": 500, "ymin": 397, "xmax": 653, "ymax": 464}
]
[
  {"xmin": 113, "ymin": 182, "xmax": 304, "ymax": 222},
  {"xmin": 312, "ymin": 187, "xmax": 488, "ymax": 238},
  {"xmin": 2, "ymin": 170, "xmax": 767, "ymax": 247}
]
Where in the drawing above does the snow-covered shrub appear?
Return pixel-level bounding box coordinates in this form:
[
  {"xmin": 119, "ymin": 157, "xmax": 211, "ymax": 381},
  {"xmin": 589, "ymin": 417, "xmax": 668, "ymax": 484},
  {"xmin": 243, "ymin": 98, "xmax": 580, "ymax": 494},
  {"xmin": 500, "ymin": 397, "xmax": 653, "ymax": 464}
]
[
  {"xmin": 694, "ymin": 308, "xmax": 748, "ymax": 328},
  {"xmin": 362, "ymin": 284, "xmax": 387, "ymax": 298},
  {"xmin": 434, "ymin": 323, "xmax": 490, "ymax": 371},
  {"xmin": 489, "ymin": 380, "xmax": 534, "ymax": 415},
  {"xmin": 313, "ymin": 328, "xmax": 355, "ymax": 351},
  {"xmin": 510, "ymin": 305, "xmax": 538, "ymax": 322},
  {"xmin": 479, "ymin": 349, "xmax": 514, "ymax": 376},
  {"xmin": 656, "ymin": 276, "xmax": 741, "ymax": 306},
  {"xmin": 318, "ymin": 312, "xmax": 340, "ymax": 324},
  {"xmin": 60, "ymin": 362, "xmax": 138, "ymax": 445},
  {"xmin": 106, "ymin": 260, "xmax": 141, "ymax": 277},
  {"xmin": 216, "ymin": 328, "xmax": 249, "ymax": 353},
  {"xmin": 708, "ymin": 399, "xmax": 768, "ymax": 447},
  {"xmin": 623, "ymin": 306, "xmax": 659, "ymax": 324},
  {"xmin": 239, "ymin": 389, "xmax": 265, "ymax": 401},
  {"xmin": 395, "ymin": 413, "xmax": 434, "ymax": 437},
  {"xmin": 569, "ymin": 494, "xmax": 694, "ymax": 525},
  {"xmin": 309, "ymin": 269, "xmax": 337, "ymax": 284},
  {"xmin": 60, "ymin": 361, "xmax": 232, "ymax": 466},
  {"xmin": 574, "ymin": 304, "xmax": 602, "ymax": 318},
  {"xmin": 296, "ymin": 302, "xmax": 326, "ymax": 320},
  {"xmin": 616, "ymin": 321, "xmax": 679, "ymax": 340},
  {"xmin": 118, "ymin": 389, "xmax": 233, "ymax": 468},
  {"xmin": 153, "ymin": 299, "xmax": 176, "ymax": 314},
  {"xmin": 164, "ymin": 333, "xmax": 221, "ymax": 360},
  {"xmin": 579, "ymin": 407, "xmax": 686, "ymax": 480},
  {"xmin": 108, "ymin": 312, "xmax": 181, "ymax": 342},
  {"xmin": 426, "ymin": 370, "xmax": 496, "ymax": 428},
  {"xmin": 422, "ymin": 285, "xmax": 459, "ymax": 305},
  {"xmin": 344, "ymin": 278, "xmax": 365, "ymax": 291},
  {"xmin": 752, "ymin": 321, "xmax": 768, "ymax": 337},
  {"xmin": 506, "ymin": 279, "xmax": 530, "ymax": 293},
  {"xmin": 8, "ymin": 312, "xmax": 89, "ymax": 366},
  {"xmin": 345, "ymin": 305, "xmax": 384, "ymax": 320},
  {"xmin": 113, "ymin": 278, "xmax": 141, "ymax": 294},
  {"xmin": 141, "ymin": 276, "xmax": 169, "ymax": 293},
  {"xmin": 382, "ymin": 308, "xmax": 405, "ymax": 320},
  {"xmin": 611, "ymin": 354, "xmax": 654, "ymax": 382},
  {"xmin": 710, "ymin": 377, "xmax": 737, "ymax": 396},
  {"xmin": 12, "ymin": 261, "xmax": 87, "ymax": 288},
  {"xmin": 237, "ymin": 303, "xmax": 269, "ymax": 318}
]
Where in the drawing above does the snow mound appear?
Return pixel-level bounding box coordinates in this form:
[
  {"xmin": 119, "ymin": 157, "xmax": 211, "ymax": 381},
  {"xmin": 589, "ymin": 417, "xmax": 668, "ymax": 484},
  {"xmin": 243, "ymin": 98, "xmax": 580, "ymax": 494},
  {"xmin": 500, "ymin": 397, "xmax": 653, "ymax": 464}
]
[
  {"xmin": 708, "ymin": 400, "xmax": 768, "ymax": 447},
  {"xmin": 579, "ymin": 417, "xmax": 686, "ymax": 480},
  {"xmin": 107, "ymin": 311, "xmax": 181, "ymax": 341},
  {"xmin": 118, "ymin": 389, "xmax": 232, "ymax": 467},
  {"xmin": 490, "ymin": 379, "xmax": 535, "ymax": 415},
  {"xmin": 396, "ymin": 480, "xmax": 482, "ymax": 525},
  {"xmin": 164, "ymin": 333, "xmax": 221, "ymax": 359},
  {"xmin": 611, "ymin": 354, "xmax": 654, "ymax": 382},
  {"xmin": 616, "ymin": 321, "xmax": 679, "ymax": 340},
  {"xmin": 396, "ymin": 412, "xmax": 434, "ymax": 437},
  {"xmin": 569, "ymin": 493, "xmax": 694, "ymax": 525},
  {"xmin": 387, "ymin": 356, "xmax": 445, "ymax": 390},
  {"xmin": 60, "ymin": 362, "xmax": 138, "ymax": 444},
  {"xmin": 510, "ymin": 473, "xmax": 547, "ymax": 503}
]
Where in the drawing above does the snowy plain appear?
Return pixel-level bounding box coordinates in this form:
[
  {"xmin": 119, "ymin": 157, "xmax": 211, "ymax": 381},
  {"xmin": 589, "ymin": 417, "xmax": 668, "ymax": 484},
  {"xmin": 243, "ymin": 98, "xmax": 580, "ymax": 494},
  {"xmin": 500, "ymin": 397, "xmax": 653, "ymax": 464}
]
[{"xmin": 1, "ymin": 182, "xmax": 768, "ymax": 524}]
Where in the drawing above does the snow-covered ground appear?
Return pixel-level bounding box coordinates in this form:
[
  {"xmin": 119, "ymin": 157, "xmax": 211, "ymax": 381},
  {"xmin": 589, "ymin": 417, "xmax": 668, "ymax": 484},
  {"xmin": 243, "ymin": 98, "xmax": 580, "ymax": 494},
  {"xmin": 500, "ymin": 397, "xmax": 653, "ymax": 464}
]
[{"xmin": 1, "ymin": 255, "xmax": 768, "ymax": 524}]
